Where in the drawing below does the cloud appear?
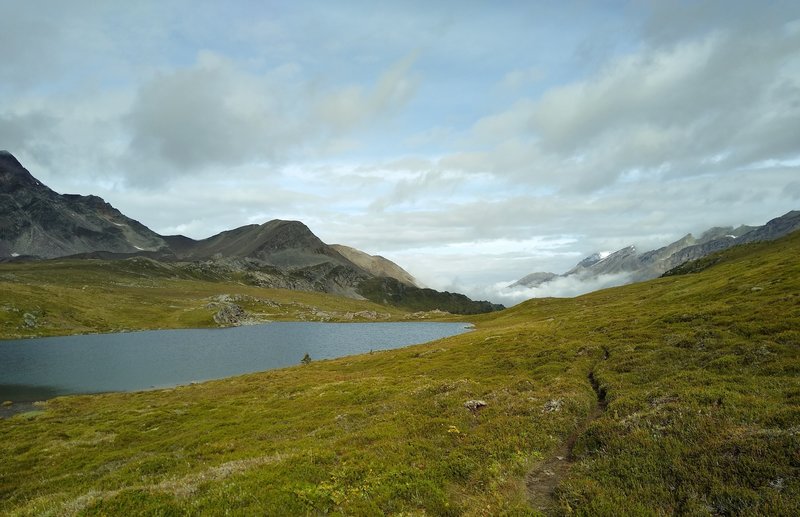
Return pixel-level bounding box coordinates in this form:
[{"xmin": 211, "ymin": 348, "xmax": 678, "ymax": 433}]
[
  {"xmin": 452, "ymin": 13, "xmax": 800, "ymax": 193},
  {"xmin": 641, "ymin": 0, "xmax": 800, "ymax": 47},
  {"xmin": 0, "ymin": 1, "xmax": 99, "ymax": 90},
  {"xmin": 126, "ymin": 52, "xmax": 300, "ymax": 175},
  {"xmin": 90, "ymin": 163, "xmax": 322, "ymax": 240},
  {"xmin": 470, "ymin": 99, "xmax": 536, "ymax": 145},
  {"xmin": 0, "ymin": 2, "xmax": 186, "ymax": 94},
  {"xmin": 0, "ymin": 8, "xmax": 60, "ymax": 90},
  {"xmin": 0, "ymin": 111, "xmax": 58, "ymax": 158},
  {"xmin": 532, "ymin": 35, "xmax": 722, "ymax": 153},
  {"xmin": 784, "ymin": 180, "xmax": 800, "ymax": 200},
  {"xmin": 124, "ymin": 51, "xmax": 420, "ymax": 185},
  {"xmin": 472, "ymin": 272, "xmax": 635, "ymax": 307},
  {"xmin": 314, "ymin": 52, "xmax": 420, "ymax": 131},
  {"xmin": 501, "ymin": 67, "xmax": 544, "ymax": 90}
]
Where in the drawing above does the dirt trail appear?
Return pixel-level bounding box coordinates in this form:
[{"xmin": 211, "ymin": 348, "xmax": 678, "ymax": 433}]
[{"xmin": 526, "ymin": 362, "xmax": 608, "ymax": 514}]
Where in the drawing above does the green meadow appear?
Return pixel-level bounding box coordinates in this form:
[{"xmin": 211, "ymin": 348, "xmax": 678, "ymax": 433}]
[{"xmin": 1, "ymin": 232, "xmax": 799, "ymax": 515}]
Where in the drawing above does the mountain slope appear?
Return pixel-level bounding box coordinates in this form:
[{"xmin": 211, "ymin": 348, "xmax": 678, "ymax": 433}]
[
  {"xmin": 357, "ymin": 276, "xmax": 502, "ymax": 314},
  {"xmin": 566, "ymin": 245, "xmax": 639, "ymax": 277},
  {"xmin": 330, "ymin": 244, "xmax": 419, "ymax": 287},
  {"xmin": 0, "ymin": 151, "xmax": 168, "ymax": 258},
  {"xmin": 508, "ymin": 271, "xmax": 557, "ymax": 288}
]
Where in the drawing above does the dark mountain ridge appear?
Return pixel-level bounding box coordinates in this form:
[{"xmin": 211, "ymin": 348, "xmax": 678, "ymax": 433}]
[{"xmin": 0, "ymin": 151, "xmax": 168, "ymax": 259}]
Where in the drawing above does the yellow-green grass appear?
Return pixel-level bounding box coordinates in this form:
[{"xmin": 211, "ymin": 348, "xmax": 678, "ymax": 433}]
[
  {"xmin": 0, "ymin": 258, "xmax": 429, "ymax": 339},
  {"xmin": 1, "ymin": 233, "xmax": 799, "ymax": 515}
]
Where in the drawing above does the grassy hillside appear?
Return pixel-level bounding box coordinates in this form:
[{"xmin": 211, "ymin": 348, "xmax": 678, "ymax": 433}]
[
  {"xmin": 1, "ymin": 233, "xmax": 798, "ymax": 515},
  {"xmin": 0, "ymin": 258, "xmax": 426, "ymax": 339},
  {"xmin": 358, "ymin": 276, "xmax": 504, "ymax": 315}
]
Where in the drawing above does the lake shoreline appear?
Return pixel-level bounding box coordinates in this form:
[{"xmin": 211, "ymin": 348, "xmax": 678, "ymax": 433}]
[
  {"xmin": 0, "ymin": 321, "xmax": 470, "ymax": 410},
  {"xmin": 0, "ymin": 401, "xmax": 41, "ymax": 419}
]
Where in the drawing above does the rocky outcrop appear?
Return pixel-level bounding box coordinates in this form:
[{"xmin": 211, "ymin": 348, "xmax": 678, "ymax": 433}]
[
  {"xmin": 207, "ymin": 295, "xmax": 251, "ymax": 326},
  {"xmin": 211, "ymin": 303, "xmax": 247, "ymax": 326}
]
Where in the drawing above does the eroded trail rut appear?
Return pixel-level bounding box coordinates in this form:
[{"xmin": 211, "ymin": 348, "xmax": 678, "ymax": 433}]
[{"xmin": 526, "ymin": 364, "xmax": 608, "ymax": 514}]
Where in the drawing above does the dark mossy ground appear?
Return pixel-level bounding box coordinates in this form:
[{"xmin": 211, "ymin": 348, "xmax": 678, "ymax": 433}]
[{"xmin": 1, "ymin": 233, "xmax": 799, "ymax": 515}]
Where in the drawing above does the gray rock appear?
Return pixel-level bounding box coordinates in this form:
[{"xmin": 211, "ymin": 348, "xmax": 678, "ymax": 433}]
[
  {"xmin": 543, "ymin": 399, "xmax": 563, "ymax": 412},
  {"xmin": 464, "ymin": 400, "xmax": 487, "ymax": 412},
  {"xmin": 212, "ymin": 303, "xmax": 246, "ymax": 326},
  {"xmin": 22, "ymin": 312, "xmax": 37, "ymax": 328}
]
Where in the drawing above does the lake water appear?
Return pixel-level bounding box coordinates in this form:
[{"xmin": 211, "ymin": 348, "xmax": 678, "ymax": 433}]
[{"xmin": 0, "ymin": 322, "xmax": 469, "ymax": 403}]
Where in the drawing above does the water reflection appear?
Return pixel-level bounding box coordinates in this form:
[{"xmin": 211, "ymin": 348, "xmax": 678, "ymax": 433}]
[{"xmin": 0, "ymin": 383, "xmax": 63, "ymax": 402}]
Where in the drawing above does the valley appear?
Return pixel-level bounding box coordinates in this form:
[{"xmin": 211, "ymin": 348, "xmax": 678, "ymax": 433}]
[{"xmin": 2, "ymin": 223, "xmax": 798, "ymax": 515}]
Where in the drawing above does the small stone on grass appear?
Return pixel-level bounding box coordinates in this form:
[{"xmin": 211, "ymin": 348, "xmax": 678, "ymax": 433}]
[{"xmin": 464, "ymin": 400, "xmax": 487, "ymax": 412}]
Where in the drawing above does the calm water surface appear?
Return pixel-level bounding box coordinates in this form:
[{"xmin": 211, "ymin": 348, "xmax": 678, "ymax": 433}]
[{"xmin": 0, "ymin": 322, "xmax": 469, "ymax": 403}]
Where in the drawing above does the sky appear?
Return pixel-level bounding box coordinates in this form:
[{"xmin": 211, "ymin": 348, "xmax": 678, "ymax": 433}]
[{"xmin": 2, "ymin": 1, "xmax": 800, "ymax": 305}]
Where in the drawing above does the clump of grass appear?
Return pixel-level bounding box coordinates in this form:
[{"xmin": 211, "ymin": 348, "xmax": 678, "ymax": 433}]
[{"xmin": 1, "ymin": 232, "xmax": 799, "ymax": 514}]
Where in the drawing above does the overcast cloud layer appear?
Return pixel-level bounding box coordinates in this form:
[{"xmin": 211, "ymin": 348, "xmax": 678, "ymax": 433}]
[{"xmin": 3, "ymin": 1, "xmax": 799, "ymax": 304}]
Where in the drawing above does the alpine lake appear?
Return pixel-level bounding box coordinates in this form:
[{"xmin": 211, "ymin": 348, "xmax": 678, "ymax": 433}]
[{"xmin": 0, "ymin": 322, "xmax": 470, "ymax": 407}]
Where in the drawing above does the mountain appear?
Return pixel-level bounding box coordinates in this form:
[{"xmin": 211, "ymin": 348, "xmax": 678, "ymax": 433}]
[
  {"xmin": 566, "ymin": 245, "xmax": 639, "ymax": 277},
  {"xmin": 171, "ymin": 220, "xmax": 347, "ymax": 266},
  {"xmin": 508, "ymin": 271, "xmax": 557, "ymax": 289},
  {"xmin": 0, "ymin": 151, "xmax": 168, "ymax": 258},
  {"xmin": 511, "ymin": 210, "xmax": 800, "ymax": 292},
  {"xmin": 0, "ymin": 152, "xmax": 500, "ymax": 314},
  {"xmin": 164, "ymin": 220, "xmax": 375, "ymax": 299},
  {"xmin": 330, "ymin": 244, "xmax": 419, "ymax": 287}
]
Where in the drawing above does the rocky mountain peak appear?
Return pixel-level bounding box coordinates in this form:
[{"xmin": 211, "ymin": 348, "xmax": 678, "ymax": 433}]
[
  {"xmin": 248, "ymin": 219, "xmax": 326, "ymax": 255},
  {"xmin": 0, "ymin": 151, "xmax": 45, "ymax": 194},
  {"xmin": 0, "ymin": 150, "xmax": 22, "ymax": 166},
  {"xmin": 574, "ymin": 252, "xmax": 603, "ymax": 269},
  {"xmin": 0, "ymin": 155, "xmax": 168, "ymax": 259}
]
